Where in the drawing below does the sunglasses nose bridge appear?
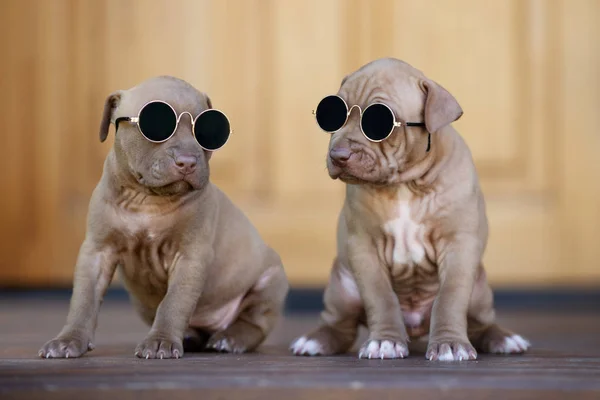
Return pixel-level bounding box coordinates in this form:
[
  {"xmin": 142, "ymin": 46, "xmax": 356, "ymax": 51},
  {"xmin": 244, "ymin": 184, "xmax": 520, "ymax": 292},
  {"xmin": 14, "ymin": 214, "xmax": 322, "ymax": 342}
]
[
  {"xmin": 344, "ymin": 105, "xmax": 363, "ymax": 130},
  {"xmin": 347, "ymin": 104, "xmax": 362, "ymax": 118},
  {"xmin": 177, "ymin": 111, "xmax": 195, "ymax": 126}
]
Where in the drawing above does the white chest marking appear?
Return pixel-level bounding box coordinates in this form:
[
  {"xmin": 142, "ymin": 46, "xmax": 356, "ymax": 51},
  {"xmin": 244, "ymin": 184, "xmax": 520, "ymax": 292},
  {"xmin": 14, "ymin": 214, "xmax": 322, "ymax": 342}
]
[{"xmin": 383, "ymin": 201, "xmax": 426, "ymax": 265}]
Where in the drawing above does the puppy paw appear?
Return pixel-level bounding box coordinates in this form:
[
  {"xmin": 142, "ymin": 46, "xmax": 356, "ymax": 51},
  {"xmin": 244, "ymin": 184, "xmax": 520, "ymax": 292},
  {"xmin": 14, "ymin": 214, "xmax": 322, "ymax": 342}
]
[
  {"xmin": 485, "ymin": 333, "xmax": 530, "ymax": 354},
  {"xmin": 135, "ymin": 334, "xmax": 183, "ymax": 359},
  {"xmin": 290, "ymin": 325, "xmax": 355, "ymax": 356},
  {"xmin": 358, "ymin": 339, "xmax": 409, "ymax": 359},
  {"xmin": 475, "ymin": 324, "xmax": 531, "ymax": 354},
  {"xmin": 290, "ymin": 336, "xmax": 326, "ymax": 356},
  {"xmin": 426, "ymin": 340, "xmax": 477, "ymax": 361},
  {"xmin": 39, "ymin": 333, "xmax": 93, "ymax": 359},
  {"xmin": 206, "ymin": 332, "xmax": 248, "ymax": 354}
]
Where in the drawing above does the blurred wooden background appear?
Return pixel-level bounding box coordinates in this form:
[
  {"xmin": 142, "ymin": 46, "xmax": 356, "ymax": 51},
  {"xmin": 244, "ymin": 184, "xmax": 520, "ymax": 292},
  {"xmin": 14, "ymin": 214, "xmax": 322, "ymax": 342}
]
[{"xmin": 0, "ymin": 0, "xmax": 599, "ymax": 289}]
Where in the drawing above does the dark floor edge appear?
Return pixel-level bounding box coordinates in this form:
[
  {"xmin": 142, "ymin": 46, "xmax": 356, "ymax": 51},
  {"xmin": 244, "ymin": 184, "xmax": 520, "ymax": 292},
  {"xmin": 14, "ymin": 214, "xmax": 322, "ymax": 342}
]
[{"xmin": 1, "ymin": 287, "xmax": 599, "ymax": 313}]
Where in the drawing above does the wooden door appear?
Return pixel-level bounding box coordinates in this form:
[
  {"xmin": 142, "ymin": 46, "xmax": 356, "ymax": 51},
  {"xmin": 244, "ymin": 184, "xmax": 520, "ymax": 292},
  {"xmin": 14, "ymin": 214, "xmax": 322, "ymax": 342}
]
[{"xmin": 1, "ymin": 0, "xmax": 599, "ymax": 288}]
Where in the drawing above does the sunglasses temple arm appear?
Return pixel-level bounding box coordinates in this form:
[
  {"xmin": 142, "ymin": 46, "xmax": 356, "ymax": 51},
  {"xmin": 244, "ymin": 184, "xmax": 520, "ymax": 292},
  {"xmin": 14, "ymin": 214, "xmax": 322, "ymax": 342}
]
[
  {"xmin": 114, "ymin": 117, "xmax": 130, "ymax": 131},
  {"xmin": 114, "ymin": 116, "xmax": 139, "ymax": 131}
]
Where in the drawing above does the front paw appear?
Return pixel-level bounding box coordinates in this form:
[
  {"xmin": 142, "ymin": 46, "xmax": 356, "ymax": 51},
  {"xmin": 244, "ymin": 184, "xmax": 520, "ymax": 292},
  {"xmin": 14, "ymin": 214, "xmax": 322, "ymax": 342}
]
[
  {"xmin": 39, "ymin": 332, "xmax": 94, "ymax": 359},
  {"xmin": 358, "ymin": 339, "xmax": 409, "ymax": 359},
  {"xmin": 426, "ymin": 339, "xmax": 477, "ymax": 361},
  {"xmin": 135, "ymin": 334, "xmax": 183, "ymax": 359}
]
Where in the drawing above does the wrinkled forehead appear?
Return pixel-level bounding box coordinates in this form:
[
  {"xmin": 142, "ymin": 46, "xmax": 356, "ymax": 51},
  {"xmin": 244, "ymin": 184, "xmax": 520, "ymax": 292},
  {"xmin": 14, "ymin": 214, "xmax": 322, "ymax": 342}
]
[
  {"xmin": 337, "ymin": 62, "xmax": 426, "ymax": 116},
  {"xmin": 117, "ymin": 78, "xmax": 209, "ymax": 118}
]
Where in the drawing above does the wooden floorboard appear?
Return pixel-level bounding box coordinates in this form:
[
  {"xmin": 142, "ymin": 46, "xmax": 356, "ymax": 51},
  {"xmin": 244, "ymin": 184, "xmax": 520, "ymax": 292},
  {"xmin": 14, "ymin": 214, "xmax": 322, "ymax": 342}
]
[{"xmin": 1, "ymin": 298, "xmax": 599, "ymax": 399}]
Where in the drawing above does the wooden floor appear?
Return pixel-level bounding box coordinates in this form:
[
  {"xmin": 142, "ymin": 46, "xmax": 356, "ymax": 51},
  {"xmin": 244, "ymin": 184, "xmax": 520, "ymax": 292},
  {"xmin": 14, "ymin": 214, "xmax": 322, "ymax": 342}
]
[{"xmin": 1, "ymin": 297, "xmax": 599, "ymax": 399}]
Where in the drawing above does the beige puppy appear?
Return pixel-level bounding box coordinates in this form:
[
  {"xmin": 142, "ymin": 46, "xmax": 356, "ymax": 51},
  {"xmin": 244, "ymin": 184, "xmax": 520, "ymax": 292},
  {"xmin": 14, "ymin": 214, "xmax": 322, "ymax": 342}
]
[
  {"xmin": 39, "ymin": 76, "xmax": 288, "ymax": 359},
  {"xmin": 291, "ymin": 58, "xmax": 530, "ymax": 361}
]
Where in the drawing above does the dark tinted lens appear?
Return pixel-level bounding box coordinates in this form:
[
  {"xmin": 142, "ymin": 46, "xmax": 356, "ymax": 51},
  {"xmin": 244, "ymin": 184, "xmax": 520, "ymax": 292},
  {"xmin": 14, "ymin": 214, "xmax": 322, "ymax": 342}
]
[
  {"xmin": 194, "ymin": 110, "xmax": 230, "ymax": 151},
  {"xmin": 315, "ymin": 95, "xmax": 348, "ymax": 132},
  {"xmin": 138, "ymin": 101, "xmax": 177, "ymax": 142},
  {"xmin": 361, "ymin": 103, "xmax": 395, "ymax": 141}
]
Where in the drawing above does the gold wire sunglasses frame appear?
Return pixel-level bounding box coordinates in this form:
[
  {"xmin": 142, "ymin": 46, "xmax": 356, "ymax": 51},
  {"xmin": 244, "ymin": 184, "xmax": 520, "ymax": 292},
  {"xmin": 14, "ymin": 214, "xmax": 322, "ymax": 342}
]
[
  {"xmin": 312, "ymin": 95, "xmax": 426, "ymax": 143},
  {"xmin": 115, "ymin": 100, "xmax": 233, "ymax": 151}
]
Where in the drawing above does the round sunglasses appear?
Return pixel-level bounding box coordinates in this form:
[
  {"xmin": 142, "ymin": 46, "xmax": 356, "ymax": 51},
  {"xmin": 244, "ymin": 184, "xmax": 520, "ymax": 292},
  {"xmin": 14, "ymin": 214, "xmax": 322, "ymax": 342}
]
[
  {"xmin": 115, "ymin": 100, "xmax": 232, "ymax": 151},
  {"xmin": 313, "ymin": 95, "xmax": 425, "ymax": 142}
]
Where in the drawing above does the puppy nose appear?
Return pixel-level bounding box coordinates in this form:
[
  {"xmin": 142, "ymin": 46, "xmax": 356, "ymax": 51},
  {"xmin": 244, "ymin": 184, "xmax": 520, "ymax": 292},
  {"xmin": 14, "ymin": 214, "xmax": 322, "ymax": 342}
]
[
  {"xmin": 174, "ymin": 155, "xmax": 197, "ymax": 174},
  {"xmin": 329, "ymin": 147, "xmax": 352, "ymax": 165}
]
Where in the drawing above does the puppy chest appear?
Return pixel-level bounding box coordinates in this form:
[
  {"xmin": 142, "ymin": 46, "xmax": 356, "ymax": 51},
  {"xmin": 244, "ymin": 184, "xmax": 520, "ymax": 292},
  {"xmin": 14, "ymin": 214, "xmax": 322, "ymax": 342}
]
[
  {"xmin": 382, "ymin": 202, "xmax": 427, "ymax": 267},
  {"xmin": 117, "ymin": 231, "xmax": 179, "ymax": 288}
]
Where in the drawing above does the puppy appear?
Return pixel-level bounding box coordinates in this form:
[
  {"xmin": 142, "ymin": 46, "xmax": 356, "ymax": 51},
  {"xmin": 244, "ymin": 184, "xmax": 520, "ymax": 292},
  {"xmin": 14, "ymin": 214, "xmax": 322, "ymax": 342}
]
[
  {"xmin": 291, "ymin": 58, "xmax": 530, "ymax": 361},
  {"xmin": 39, "ymin": 76, "xmax": 288, "ymax": 359}
]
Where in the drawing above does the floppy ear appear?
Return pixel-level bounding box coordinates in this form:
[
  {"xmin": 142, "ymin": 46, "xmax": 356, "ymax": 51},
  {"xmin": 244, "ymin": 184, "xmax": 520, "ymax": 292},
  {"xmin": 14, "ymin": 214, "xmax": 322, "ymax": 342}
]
[
  {"xmin": 422, "ymin": 79, "xmax": 463, "ymax": 133},
  {"xmin": 99, "ymin": 90, "xmax": 123, "ymax": 143}
]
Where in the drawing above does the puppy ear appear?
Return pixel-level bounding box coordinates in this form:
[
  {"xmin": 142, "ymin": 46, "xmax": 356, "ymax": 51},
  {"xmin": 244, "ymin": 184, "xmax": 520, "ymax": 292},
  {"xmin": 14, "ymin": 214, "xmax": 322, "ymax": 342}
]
[
  {"xmin": 422, "ymin": 79, "xmax": 463, "ymax": 133},
  {"xmin": 99, "ymin": 91, "xmax": 123, "ymax": 143}
]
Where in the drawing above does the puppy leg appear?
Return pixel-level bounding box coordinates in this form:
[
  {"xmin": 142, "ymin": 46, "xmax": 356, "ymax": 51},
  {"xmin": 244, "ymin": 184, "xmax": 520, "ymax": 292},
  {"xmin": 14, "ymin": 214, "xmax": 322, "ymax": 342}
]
[
  {"xmin": 129, "ymin": 291, "xmax": 211, "ymax": 352},
  {"xmin": 135, "ymin": 251, "xmax": 210, "ymax": 359},
  {"xmin": 290, "ymin": 258, "xmax": 363, "ymax": 356},
  {"xmin": 39, "ymin": 241, "xmax": 117, "ymax": 358},
  {"xmin": 467, "ymin": 266, "xmax": 531, "ymax": 354},
  {"xmin": 426, "ymin": 236, "xmax": 479, "ymax": 362},
  {"xmin": 352, "ymin": 254, "xmax": 409, "ymax": 359},
  {"xmin": 348, "ymin": 238, "xmax": 409, "ymax": 359},
  {"xmin": 206, "ymin": 263, "xmax": 288, "ymax": 354}
]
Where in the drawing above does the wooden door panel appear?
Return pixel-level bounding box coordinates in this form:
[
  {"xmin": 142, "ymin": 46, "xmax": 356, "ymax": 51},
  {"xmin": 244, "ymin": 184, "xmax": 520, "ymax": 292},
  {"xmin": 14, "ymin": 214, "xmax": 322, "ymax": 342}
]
[{"xmin": 0, "ymin": 0, "xmax": 598, "ymax": 289}]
